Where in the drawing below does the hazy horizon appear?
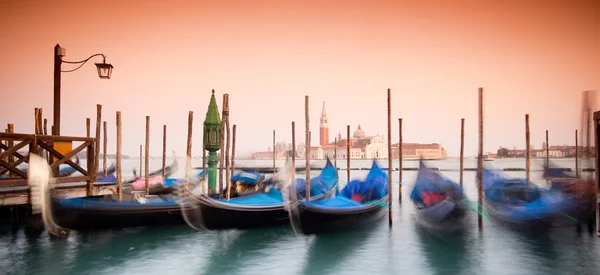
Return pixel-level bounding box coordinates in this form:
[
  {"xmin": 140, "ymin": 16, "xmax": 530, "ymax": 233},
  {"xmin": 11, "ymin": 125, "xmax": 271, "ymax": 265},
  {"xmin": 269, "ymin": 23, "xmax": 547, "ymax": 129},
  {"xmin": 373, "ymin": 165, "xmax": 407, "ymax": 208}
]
[{"xmin": 1, "ymin": 0, "xmax": 598, "ymax": 158}]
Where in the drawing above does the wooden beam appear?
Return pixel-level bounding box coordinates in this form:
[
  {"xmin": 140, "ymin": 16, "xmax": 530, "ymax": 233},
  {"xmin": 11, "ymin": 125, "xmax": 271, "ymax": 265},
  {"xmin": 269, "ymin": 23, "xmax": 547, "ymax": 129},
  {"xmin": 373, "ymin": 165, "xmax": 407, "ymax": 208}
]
[
  {"xmin": 0, "ymin": 178, "xmax": 28, "ymax": 187},
  {"xmin": 38, "ymin": 141, "xmax": 89, "ymax": 175},
  {"xmin": 37, "ymin": 135, "xmax": 95, "ymax": 142},
  {"xmin": 0, "ymin": 160, "xmax": 27, "ymax": 179},
  {"xmin": 0, "ymin": 139, "xmax": 32, "ymax": 160},
  {"xmin": 0, "ymin": 133, "xmax": 35, "ymax": 140}
]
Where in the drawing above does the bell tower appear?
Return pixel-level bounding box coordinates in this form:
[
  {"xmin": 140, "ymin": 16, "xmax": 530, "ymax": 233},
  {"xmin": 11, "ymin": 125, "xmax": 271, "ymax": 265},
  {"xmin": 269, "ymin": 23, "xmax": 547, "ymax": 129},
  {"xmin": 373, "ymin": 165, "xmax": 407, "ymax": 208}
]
[{"xmin": 319, "ymin": 101, "xmax": 329, "ymax": 146}]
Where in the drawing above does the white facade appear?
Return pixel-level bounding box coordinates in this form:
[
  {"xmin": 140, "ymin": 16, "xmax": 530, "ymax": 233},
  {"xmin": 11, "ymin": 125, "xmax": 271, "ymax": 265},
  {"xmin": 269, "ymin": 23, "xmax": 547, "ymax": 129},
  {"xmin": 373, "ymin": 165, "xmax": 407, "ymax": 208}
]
[
  {"xmin": 318, "ymin": 147, "xmax": 363, "ymax": 159},
  {"xmin": 309, "ymin": 147, "xmax": 324, "ymax": 159},
  {"xmin": 364, "ymin": 135, "xmax": 387, "ymax": 159}
]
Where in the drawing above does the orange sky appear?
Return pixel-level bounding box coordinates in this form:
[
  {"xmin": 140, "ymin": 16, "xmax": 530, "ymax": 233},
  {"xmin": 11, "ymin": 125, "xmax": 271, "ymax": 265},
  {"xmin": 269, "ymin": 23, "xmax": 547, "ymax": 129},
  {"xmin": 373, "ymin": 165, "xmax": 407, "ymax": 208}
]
[{"xmin": 0, "ymin": 0, "xmax": 599, "ymax": 157}]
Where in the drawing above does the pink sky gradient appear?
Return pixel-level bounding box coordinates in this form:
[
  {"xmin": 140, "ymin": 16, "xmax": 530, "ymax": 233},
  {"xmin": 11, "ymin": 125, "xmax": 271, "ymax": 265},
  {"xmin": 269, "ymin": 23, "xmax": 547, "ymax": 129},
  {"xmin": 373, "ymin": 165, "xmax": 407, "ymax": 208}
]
[{"xmin": 0, "ymin": 0, "xmax": 598, "ymax": 157}]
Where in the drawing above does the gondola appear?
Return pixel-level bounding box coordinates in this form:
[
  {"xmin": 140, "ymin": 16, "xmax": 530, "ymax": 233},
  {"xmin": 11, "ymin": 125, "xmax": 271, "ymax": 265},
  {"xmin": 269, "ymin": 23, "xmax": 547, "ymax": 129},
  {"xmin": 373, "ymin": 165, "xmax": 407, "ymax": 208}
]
[
  {"xmin": 410, "ymin": 160, "xmax": 466, "ymax": 224},
  {"xmin": 286, "ymin": 160, "xmax": 389, "ymax": 235},
  {"xmin": 543, "ymin": 160, "xmax": 595, "ymax": 222},
  {"xmin": 125, "ymin": 158, "xmax": 179, "ymax": 195},
  {"xmin": 482, "ymin": 167, "xmax": 576, "ymax": 224},
  {"xmin": 27, "ymin": 154, "xmax": 188, "ymax": 231},
  {"xmin": 182, "ymin": 157, "xmax": 338, "ymax": 230}
]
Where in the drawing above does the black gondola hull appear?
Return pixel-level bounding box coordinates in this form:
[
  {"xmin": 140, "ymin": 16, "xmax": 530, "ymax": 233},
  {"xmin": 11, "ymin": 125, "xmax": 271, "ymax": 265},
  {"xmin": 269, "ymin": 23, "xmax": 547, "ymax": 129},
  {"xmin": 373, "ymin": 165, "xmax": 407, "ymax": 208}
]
[
  {"xmin": 185, "ymin": 198, "xmax": 290, "ymax": 230},
  {"xmin": 51, "ymin": 196, "xmax": 186, "ymax": 230},
  {"xmin": 291, "ymin": 196, "xmax": 389, "ymax": 235}
]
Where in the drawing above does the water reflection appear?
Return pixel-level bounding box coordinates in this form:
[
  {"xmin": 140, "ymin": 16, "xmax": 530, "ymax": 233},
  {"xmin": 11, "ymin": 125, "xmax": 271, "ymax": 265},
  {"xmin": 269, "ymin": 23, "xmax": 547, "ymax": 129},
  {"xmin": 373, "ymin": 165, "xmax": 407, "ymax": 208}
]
[
  {"xmin": 62, "ymin": 226, "xmax": 196, "ymax": 274},
  {"xmin": 301, "ymin": 228, "xmax": 375, "ymax": 275},
  {"xmin": 200, "ymin": 226, "xmax": 293, "ymax": 275},
  {"xmin": 414, "ymin": 223, "xmax": 471, "ymax": 275}
]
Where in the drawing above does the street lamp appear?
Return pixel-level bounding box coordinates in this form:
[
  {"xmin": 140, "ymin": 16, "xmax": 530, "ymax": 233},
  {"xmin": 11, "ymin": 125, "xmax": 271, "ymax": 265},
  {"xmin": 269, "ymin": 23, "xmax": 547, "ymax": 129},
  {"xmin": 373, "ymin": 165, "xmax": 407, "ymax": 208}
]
[{"xmin": 53, "ymin": 43, "xmax": 114, "ymax": 136}]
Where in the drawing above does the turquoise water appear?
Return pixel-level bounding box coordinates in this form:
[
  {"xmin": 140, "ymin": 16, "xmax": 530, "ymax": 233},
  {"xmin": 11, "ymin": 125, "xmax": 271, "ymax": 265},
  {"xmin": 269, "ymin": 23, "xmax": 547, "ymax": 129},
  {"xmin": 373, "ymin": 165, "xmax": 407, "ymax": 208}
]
[{"xmin": 1, "ymin": 159, "xmax": 599, "ymax": 275}]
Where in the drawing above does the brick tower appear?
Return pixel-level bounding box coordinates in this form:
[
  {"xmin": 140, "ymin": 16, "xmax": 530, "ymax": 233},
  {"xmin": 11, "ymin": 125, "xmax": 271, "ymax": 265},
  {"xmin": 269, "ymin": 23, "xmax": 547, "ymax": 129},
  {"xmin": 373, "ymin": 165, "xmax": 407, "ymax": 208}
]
[{"xmin": 319, "ymin": 101, "xmax": 329, "ymax": 146}]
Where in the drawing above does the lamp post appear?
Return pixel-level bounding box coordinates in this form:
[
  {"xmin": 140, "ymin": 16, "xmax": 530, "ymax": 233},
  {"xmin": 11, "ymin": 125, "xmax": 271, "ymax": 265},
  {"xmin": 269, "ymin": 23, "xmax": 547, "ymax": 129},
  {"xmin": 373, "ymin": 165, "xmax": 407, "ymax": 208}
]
[{"xmin": 53, "ymin": 43, "xmax": 114, "ymax": 136}]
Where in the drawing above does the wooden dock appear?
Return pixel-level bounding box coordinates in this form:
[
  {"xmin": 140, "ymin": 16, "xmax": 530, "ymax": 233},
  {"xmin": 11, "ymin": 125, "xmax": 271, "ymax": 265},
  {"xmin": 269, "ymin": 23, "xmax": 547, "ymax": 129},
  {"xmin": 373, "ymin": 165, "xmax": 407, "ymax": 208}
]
[{"xmin": 0, "ymin": 132, "xmax": 116, "ymax": 207}]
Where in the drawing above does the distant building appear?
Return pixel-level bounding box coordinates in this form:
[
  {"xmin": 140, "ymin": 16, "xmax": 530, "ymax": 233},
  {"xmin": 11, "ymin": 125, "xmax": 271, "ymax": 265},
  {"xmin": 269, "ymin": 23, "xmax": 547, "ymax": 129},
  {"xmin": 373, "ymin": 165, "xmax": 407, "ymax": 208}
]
[
  {"xmin": 390, "ymin": 143, "xmax": 448, "ymax": 160},
  {"xmin": 251, "ymin": 102, "xmax": 447, "ymax": 160},
  {"xmin": 498, "ymin": 145, "xmax": 595, "ymax": 158}
]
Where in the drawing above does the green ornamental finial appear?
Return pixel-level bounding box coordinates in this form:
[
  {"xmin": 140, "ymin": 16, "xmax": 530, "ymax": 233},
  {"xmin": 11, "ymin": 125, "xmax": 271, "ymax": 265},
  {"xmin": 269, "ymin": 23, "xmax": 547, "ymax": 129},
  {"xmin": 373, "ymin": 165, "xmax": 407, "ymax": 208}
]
[{"xmin": 203, "ymin": 89, "xmax": 222, "ymax": 152}]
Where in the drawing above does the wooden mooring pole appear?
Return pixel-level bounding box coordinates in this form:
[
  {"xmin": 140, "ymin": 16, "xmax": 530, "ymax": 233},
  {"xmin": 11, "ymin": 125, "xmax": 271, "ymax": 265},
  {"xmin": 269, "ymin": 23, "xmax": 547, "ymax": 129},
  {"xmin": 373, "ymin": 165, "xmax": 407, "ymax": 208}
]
[
  {"xmin": 224, "ymin": 94, "xmax": 231, "ymax": 198},
  {"xmin": 229, "ymin": 124, "xmax": 237, "ymax": 200},
  {"xmin": 334, "ymin": 137, "xmax": 337, "ymax": 169},
  {"xmin": 185, "ymin": 111, "xmax": 193, "ymax": 191},
  {"xmin": 86, "ymin": 118, "xmax": 90, "ymax": 137},
  {"xmin": 525, "ymin": 114, "xmax": 530, "ymax": 183},
  {"xmin": 387, "ymin": 88, "xmax": 393, "ymax": 225},
  {"xmin": 37, "ymin": 109, "xmax": 43, "ymax": 134},
  {"xmin": 34, "ymin": 108, "xmax": 39, "ymax": 134},
  {"xmin": 201, "ymin": 139, "xmax": 206, "ymax": 194},
  {"xmin": 399, "ymin": 118, "xmax": 403, "ymax": 202},
  {"xmin": 145, "ymin": 116, "xmax": 150, "ymax": 195},
  {"xmin": 593, "ymin": 110, "xmax": 600, "ymax": 237},
  {"xmin": 103, "ymin": 121, "xmax": 107, "ymax": 177},
  {"xmin": 219, "ymin": 94, "xmax": 226, "ymax": 195},
  {"xmin": 347, "ymin": 125, "xmax": 350, "ymax": 182},
  {"xmin": 576, "ymin": 130, "xmax": 579, "ymax": 178},
  {"xmin": 459, "ymin": 118, "xmax": 465, "ymax": 187},
  {"xmin": 477, "ymin": 87, "xmax": 484, "ymax": 228},
  {"xmin": 273, "ymin": 130, "xmax": 276, "ymax": 173},
  {"xmin": 292, "ymin": 121, "xmax": 296, "ymax": 180},
  {"xmin": 116, "ymin": 111, "xmax": 122, "ymax": 200},
  {"xmin": 94, "ymin": 104, "xmax": 101, "ymax": 188},
  {"xmin": 162, "ymin": 125, "xmax": 167, "ymax": 180},
  {"xmin": 7, "ymin": 124, "xmax": 14, "ymax": 177},
  {"xmin": 305, "ymin": 96, "xmax": 311, "ymax": 200},
  {"xmin": 545, "ymin": 130, "xmax": 549, "ymax": 174}
]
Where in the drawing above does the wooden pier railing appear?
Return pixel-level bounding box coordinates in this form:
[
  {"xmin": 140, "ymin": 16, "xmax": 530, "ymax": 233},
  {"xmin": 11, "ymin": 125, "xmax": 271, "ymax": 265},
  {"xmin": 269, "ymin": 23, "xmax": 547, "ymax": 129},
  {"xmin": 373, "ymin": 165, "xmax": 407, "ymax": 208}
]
[{"xmin": 0, "ymin": 133, "xmax": 113, "ymax": 206}]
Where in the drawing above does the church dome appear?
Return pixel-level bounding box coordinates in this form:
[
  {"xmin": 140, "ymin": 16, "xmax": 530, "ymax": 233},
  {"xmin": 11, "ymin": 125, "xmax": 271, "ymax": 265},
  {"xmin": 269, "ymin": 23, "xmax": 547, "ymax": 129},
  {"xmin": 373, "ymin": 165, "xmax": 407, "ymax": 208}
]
[{"xmin": 353, "ymin": 125, "xmax": 366, "ymax": 139}]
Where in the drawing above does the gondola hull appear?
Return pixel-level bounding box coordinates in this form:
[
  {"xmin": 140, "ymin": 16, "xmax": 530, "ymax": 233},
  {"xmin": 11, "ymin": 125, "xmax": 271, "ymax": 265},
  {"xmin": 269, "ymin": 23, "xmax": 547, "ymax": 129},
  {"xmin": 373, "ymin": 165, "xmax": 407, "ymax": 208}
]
[
  {"xmin": 483, "ymin": 195, "xmax": 571, "ymax": 225},
  {"xmin": 51, "ymin": 195, "xmax": 186, "ymax": 230},
  {"xmin": 291, "ymin": 196, "xmax": 389, "ymax": 235},
  {"xmin": 185, "ymin": 188, "xmax": 337, "ymax": 230},
  {"xmin": 184, "ymin": 195, "xmax": 290, "ymax": 230},
  {"xmin": 416, "ymin": 198, "xmax": 464, "ymax": 223}
]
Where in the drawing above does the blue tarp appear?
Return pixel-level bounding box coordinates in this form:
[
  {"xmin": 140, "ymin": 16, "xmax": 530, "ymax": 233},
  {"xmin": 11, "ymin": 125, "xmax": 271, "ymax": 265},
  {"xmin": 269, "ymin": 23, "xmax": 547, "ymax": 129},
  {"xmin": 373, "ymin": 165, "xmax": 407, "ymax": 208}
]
[
  {"xmin": 295, "ymin": 160, "xmax": 338, "ymax": 197},
  {"xmin": 98, "ymin": 174, "xmax": 117, "ymax": 183},
  {"xmin": 410, "ymin": 161, "xmax": 463, "ymax": 202},
  {"xmin": 309, "ymin": 196, "xmax": 363, "ymax": 208},
  {"xmin": 231, "ymin": 171, "xmax": 263, "ymax": 185},
  {"xmin": 216, "ymin": 187, "xmax": 284, "ymax": 206},
  {"xmin": 339, "ymin": 161, "xmax": 389, "ymax": 202},
  {"xmin": 215, "ymin": 159, "xmax": 337, "ymax": 206}
]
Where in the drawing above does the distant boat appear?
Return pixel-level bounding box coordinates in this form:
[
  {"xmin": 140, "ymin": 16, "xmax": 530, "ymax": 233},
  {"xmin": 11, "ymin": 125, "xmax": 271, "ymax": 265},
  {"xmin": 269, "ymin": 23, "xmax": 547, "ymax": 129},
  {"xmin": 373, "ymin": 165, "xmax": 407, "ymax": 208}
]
[
  {"xmin": 182, "ymin": 158, "xmax": 339, "ymax": 230},
  {"xmin": 410, "ymin": 160, "xmax": 467, "ymax": 224},
  {"xmin": 483, "ymin": 154, "xmax": 495, "ymax": 161},
  {"xmin": 285, "ymin": 161, "xmax": 389, "ymax": 235}
]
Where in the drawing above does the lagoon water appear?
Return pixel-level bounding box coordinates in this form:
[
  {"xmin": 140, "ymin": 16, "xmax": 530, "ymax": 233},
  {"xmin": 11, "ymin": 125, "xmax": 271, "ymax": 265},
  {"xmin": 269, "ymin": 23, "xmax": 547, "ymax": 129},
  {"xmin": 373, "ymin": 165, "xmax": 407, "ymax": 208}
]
[{"xmin": 1, "ymin": 158, "xmax": 599, "ymax": 275}]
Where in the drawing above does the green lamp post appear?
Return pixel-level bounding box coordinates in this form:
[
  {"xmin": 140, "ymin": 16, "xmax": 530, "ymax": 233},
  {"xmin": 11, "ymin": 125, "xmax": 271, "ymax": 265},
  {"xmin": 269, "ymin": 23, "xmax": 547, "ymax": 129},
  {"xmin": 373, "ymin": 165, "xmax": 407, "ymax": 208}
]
[{"xmin": 203, "ymin": 90, "xmax": 222, "ymax": 194}]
